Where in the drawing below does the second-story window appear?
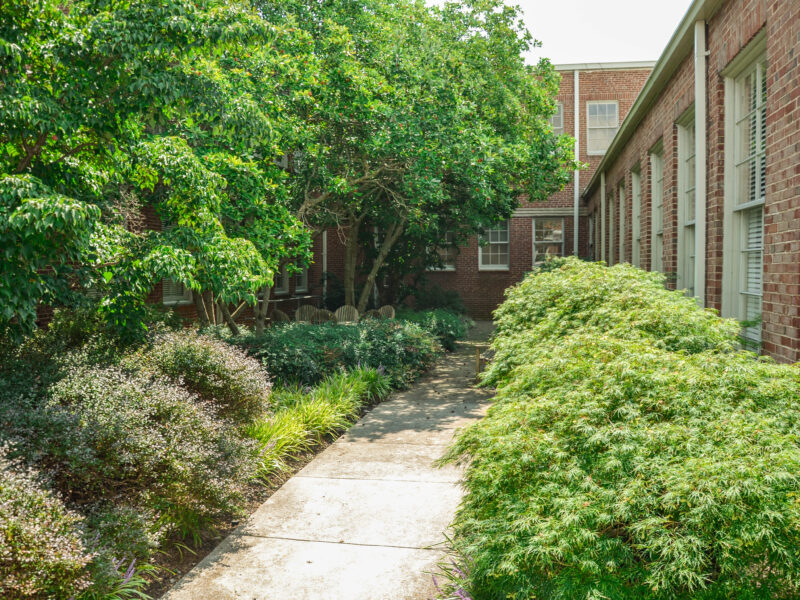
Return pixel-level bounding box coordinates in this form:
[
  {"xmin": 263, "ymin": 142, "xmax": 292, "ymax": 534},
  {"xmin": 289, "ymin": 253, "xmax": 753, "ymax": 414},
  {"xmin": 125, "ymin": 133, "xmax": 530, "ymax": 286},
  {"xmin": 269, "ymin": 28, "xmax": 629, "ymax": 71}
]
[
  {"xmin": 587, "ymin": 101, "xmax": 619, "ymax": 155},
  {"xmin": 550, "ymin": 103, "xmax": 564, "ymax": 136},
  {"xmin": 479, "ymin": 220, "xmax": 510, "ymax": 270}
]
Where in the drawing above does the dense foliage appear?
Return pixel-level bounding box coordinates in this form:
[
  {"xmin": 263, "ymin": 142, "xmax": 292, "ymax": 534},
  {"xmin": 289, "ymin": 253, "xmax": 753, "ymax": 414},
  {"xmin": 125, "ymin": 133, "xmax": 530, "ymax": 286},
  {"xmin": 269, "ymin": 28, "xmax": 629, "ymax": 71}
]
[
  {"xmin": 443, "ymin": 259, "xmax": 800, "ymax": 600},
  {"xmin": 0, "ymin": 451, "xmax": 91, "ymax": 600},
  {"xmin": 2, "ymin": 0, "xmax": 573, "ymax": 336},
  {"xmin": 397, "ymin": 308, "xmax": 472, "ymax": 351},
  {"xmin": 0, "ymin": 314, "xmax": 265, "ymax": 597},
  {"xmin": 129, "ymin": 331, "xmax": 272, "ymax": 423},
  {"xmin": 232, "ymin": 320, "xmax": 442, "ymax": 386}
]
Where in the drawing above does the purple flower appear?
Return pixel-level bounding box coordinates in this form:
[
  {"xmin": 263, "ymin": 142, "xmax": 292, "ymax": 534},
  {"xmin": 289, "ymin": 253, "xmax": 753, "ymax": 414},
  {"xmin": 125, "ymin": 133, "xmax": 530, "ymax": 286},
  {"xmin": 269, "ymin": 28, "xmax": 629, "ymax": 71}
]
[{"xmin": 122, "ymin": 558, "xmax": 136, "ymax": 584}]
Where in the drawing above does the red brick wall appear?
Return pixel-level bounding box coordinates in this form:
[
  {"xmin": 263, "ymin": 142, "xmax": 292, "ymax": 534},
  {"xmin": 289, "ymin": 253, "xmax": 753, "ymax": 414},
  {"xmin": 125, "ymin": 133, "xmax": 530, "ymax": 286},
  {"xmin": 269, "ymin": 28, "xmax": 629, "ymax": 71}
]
[{"xmin": 585, "ymin": 0, "xmax": 800, "ymax": 363}]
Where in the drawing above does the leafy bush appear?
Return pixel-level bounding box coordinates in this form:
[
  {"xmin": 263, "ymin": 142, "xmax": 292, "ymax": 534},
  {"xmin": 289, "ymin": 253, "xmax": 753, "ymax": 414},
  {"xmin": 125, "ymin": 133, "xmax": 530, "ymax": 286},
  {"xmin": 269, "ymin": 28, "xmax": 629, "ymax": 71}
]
[
  {"xmin": 397, "ymin": 309, "xmax": 472, "ymax": 351},
  {"xmin": 47, "ymin": 366, "xmax": 258, "ymax": 540},
  {"xmin": 0, "ymin": 451, "xmax": 91, "ymax": 600},
  {"xmin": 129, "ymin": 331, "xmax": 271, "ymax": 422},
  {"xmin": 485, "ymin": 257, "xmax": 739, "ymax": 385},
  {"xmin": 245, "ymin": 368, "xmax": 391, "ymax": 480},
  {"xmin": 409, "ymin": 283, "xmax": 466, "ymax": 314},
  {"xmin": 235, "ymin": 320, "xmax": 440, "ymax": 386},
  {"xmin": 444, "ymin": 259, "xmax": 800, "ymax": 600}
]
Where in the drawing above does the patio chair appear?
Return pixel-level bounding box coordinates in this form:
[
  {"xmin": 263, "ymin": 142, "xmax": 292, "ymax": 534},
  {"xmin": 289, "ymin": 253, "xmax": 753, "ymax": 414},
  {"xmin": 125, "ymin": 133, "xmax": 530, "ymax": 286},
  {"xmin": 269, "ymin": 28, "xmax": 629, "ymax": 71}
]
[
  {"xmin": 271, "ymin": 309, "xmax": 290, "ymax": 323},
  {"xmin": 378, "ymin": 305, "xmax": 396, "ymax": 319},
  {"xmin": 334, "ymin": 305, "xmax": 359, "ymax": 323},
  {"xmin": 295, "ymin": 304, "xmax": 317, "ymax": 323}
]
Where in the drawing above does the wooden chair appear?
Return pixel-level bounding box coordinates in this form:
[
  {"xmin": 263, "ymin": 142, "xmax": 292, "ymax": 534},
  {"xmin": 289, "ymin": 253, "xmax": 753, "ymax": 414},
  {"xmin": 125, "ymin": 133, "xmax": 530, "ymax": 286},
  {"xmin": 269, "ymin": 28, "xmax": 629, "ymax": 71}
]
[
  {"xmin": 361, "ymin": 309, "xmax": 381, "ymax": 320},
  {"xmin": 312, "ymin": 309, "xmax": 335, "ymax": 324},
  {"xmin": 334, "ymin": 305, "xmax": 359, "ymax": 323},
  {"xmin": 271, "ymin": 309, "xmax": 290, "ymax": 323},
  {"xmin": 378, "ymin": 305, "xmax": 396, "ymax": 319},
  {"xmin": 295, "ymin": 304, "xmax": 317, "ymax": 323}
]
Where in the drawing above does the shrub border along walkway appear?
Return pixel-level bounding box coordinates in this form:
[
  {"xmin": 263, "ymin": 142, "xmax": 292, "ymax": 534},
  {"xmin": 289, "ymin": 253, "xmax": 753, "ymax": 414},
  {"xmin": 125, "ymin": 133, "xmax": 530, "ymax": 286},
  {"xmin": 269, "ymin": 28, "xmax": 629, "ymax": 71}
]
[{"xmin": 162, "ymin": 323, "xmax": 493, "ymax": 600}]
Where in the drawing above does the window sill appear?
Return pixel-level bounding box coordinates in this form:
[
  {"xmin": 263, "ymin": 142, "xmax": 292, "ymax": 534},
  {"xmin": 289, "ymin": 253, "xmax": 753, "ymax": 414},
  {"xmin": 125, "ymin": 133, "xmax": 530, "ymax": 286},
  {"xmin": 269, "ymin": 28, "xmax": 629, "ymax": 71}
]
[{"xmin": 478, "ymin": 266, "xmax": 510, "ymax": 272}]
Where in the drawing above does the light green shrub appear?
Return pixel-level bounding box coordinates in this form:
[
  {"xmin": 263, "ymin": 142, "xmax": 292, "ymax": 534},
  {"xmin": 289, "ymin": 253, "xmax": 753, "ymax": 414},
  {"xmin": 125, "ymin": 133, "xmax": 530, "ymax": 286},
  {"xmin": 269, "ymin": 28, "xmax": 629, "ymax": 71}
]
[
  {"xmin": 445, "ymin": 260, "xmax": 800, "ymax": 600},
  {"xmin": 485, "ymin": 258, "xmax": 739, "ymax": 385},
  {"xmin": 397, "ymin": 309, "xmax": 472, "ymax": 351}
]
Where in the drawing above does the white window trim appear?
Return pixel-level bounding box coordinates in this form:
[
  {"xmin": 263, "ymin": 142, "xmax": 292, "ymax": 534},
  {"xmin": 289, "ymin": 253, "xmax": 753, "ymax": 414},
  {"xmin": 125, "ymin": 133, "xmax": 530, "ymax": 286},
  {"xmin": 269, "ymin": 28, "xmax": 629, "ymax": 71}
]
[
  {"xmin": 650, "ymin": 145, "xmax": 665, "ymax": 272},
  {"xmin": 532, "ymin": 217, "xmax": 565, "ymax": 266},
  {"xmin": 478, "ymin": 220, "xmax": 510, "ymax": 271},
  {"xmin": 428, "ymin": 232, "xmax": 457, "ymax": 271},
  {"xmin": 550, "ymin": 102, "xmax": 564, "ymax": 136},
  {"xmin": 618, "ymin": 182, "xmax": 626, "ymax": 264},
  {"xmin": 677, "ymin": 109, "xmax": 697, "ymax": 297},
  {"xmin": 587, "ymin": 100, "xmax": 620, "ymax": 156},
  {"xmin": 273, "ymin": 264, "xmax": 289, "ymax": 295},
  {"xmin": 631, "ymin": 167, "xmax": 642, "ymax": 267},
  {"xmin": 608, "ymin": 191, "xmax": 615, "ymax": 265},
  {"xmin": 161, "ymin": 221, "xmax": 193, "ymax": 306},
  {"xmin": 295, "ymin": 266, "xmax": 309, "ymax": 293},
  {"xmin": 722, "ymin": 36, "xmax": 767, "ymax": 345}
]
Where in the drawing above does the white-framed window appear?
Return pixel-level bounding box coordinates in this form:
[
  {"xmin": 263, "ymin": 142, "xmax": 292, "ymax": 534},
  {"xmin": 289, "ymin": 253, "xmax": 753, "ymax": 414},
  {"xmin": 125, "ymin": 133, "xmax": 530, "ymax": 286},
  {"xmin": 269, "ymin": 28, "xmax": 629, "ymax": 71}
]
[
  {"xmin": 608, "ymin": 191, "xmax": 615, "ymax": 265},
  {"xmin": 163, "ymin": 279, "xmax": 193, "ymax": 306},
  {"xmin": 618, "ymin": 182, "xmax": 626, "ymax": 264},
  {"xmin": 274, "ymin": 264, "xmax": 289, "ymax": 295},
  {"xmin": 678, "ymin": 111, "xmax": 697, "ymax": 297},
  {"xmin": 650, "ymin": 145, "xmax": 664, "ymax": 272},
  {"xmin": 723, "ymin": 41, "xmax": 766, "ymax": 345},
  {"xmin": 430, "ymin": 232, "xmax": 457, "ymax": 271},
  {"xmin": 295, "ymin": 266, "xmax": 309, "ymax": 293},
  {"xmin": 161, "ymin": 221, "xmax": 193, "ymax": 306},
  {"xmin": 479, "ymin": 220, "xmax": 510, "ymax": 270},
  {"xmin": 631, "ymin": 167, "xmax": 642, "ymax": 267},
  {"xmin": 532, "ymin": 218, "xmax": 564, "ymax": 265},
  {"xmin": 550, "ymin": 103, "xmax": 564, "ymax": 136},
  {"xmin": 587, "ymin": 101, "xmax": 619, "ymax": 155}
]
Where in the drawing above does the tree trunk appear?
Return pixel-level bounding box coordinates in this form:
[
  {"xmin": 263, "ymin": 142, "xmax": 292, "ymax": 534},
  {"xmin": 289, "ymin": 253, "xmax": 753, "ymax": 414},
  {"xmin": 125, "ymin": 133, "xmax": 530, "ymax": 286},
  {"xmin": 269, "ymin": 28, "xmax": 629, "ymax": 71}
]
[
  {"xmin": 356, "ymin": 220, "xmax": 405, "ymax": 313},
  {"xmin": 343, "ymin": 218, "xmax": 362, "ymax": 306},
  {"xmin": 219, "ymin": 302, "xmax": 241, "ymax": 336},
  {"xmin": 193, "ymin": 290, "xmax": 210, "ymax": 326},
  {"xmin": 203, "ymin": 290, "xmax": 216, "ymax": 325},
  {"xmin": 254, "ymin": 285, "xmax": 270, "ymax": 336}
]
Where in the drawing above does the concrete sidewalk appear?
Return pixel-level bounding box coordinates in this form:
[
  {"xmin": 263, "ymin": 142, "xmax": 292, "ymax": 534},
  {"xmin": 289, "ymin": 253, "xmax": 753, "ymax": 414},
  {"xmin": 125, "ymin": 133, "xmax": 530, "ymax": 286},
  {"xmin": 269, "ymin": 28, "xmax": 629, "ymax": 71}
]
[{"xmin": 162, "ymin": 322, "xmax": 493, "ymax": 600}]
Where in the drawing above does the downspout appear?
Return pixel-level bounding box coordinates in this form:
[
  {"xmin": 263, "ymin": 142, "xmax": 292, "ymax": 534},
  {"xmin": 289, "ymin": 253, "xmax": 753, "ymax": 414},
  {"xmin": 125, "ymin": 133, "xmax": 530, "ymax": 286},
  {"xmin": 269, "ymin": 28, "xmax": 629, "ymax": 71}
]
[
  {"xmin": 600, "ymin": 172, "xmax": 606, "ymax": 262},
  {"xmin": 694, "ymin": 20, "xmax": 707, "ymax": 306},
  {"xmin": 322, "ymin": 229, "xmax": 328, "ymax": 303},
  {"xmin": 573, "ymin": 70, "xmax": 580, "ymax": 256}
]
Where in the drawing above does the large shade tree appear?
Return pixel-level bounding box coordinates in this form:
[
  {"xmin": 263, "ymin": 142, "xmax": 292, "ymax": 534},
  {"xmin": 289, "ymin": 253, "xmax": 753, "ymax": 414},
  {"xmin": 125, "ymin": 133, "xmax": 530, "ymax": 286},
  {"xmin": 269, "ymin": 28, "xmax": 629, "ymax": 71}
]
[{"xmin": 266, "ymin": 0, "xmax": 576, "ymax": 312}]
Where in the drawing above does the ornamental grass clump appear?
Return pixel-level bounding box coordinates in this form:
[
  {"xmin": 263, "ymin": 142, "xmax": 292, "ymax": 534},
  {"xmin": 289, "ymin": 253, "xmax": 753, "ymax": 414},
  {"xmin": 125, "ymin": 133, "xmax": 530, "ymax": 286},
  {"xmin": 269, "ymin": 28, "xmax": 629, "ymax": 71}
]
[
  {"xmin": 485, "ymin": 258, "xmax": 739, "ymax": 385},
  {"xmin": 444, "ymin": 260, "xmax": 800, "ymax": 600}
]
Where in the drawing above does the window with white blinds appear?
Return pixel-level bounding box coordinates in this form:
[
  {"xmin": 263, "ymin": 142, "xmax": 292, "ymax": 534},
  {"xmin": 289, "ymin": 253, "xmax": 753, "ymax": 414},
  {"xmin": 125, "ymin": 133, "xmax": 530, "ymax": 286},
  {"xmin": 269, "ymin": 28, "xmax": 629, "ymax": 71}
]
[
  {"xmin": 618, "ymin": 183, "xmax": 626, "ymax": 264},
  {"xmin": 550, "ymin": 103, "xmax": 564, "ymax": 135},
  {"xmin": 479, "ymin": 220, "xmax": 510, "ymax": 270},
  {"xmin": 161, "ymin": 222, "xmax": 193, "ymax": 305},
  {"xmin": 532, "ymin": 218, "xmax": 564, "ymax": 264},
  {"xmin": 727, "ymin": 55, "xmax": 766, "ymax": 344},
  {"xmin": 678, "ymin": 116, "xmax": 697, "ymax": 297},
  {"xmin": 631, "ymin": 168, "xmax": 642, "ymax": 267},
  {"xmin": 608, "ymin": 191, "xmax": 615, "ymax": 265},
  {"xmin": 650, "ymin": 147, "xmax": 664, "ymax": 272}
]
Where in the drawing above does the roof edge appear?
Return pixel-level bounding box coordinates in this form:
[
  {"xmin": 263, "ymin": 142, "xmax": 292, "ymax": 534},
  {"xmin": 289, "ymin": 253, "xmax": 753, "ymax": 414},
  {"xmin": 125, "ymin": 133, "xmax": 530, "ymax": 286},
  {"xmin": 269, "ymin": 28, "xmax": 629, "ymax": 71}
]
[
  {"xmin": 554, "ymin": 61, "xmax": 657, "ymax": 72},
  {"xmin": 580, "ymin": 0, "xmax": 726, "ymax": 200}
]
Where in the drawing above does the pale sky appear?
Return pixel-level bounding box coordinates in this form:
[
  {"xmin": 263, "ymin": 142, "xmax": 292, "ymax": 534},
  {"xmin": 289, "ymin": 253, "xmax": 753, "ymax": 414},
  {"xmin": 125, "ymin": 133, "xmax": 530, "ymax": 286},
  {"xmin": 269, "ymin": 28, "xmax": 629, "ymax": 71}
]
[{"xmin": 513, "ymin": 0, "xmax": 694, "ymax": 65}]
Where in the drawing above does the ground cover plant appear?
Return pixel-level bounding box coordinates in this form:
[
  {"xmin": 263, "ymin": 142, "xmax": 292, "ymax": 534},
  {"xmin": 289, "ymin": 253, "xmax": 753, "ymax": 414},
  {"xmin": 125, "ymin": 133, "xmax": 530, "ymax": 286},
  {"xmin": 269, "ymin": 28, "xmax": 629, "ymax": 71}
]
[
  {"xmin": 443, "ymin": 258, "xmax": 800, "ymax": 600},
  {"xmin": 232, "ymin": 319, "xmax": 442, "ymax": 386}
]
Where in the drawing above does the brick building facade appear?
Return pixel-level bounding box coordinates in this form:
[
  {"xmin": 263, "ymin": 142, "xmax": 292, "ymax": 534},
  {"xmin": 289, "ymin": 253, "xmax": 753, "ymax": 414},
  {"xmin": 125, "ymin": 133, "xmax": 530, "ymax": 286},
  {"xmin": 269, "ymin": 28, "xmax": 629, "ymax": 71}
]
[
  {"xmin": 583, "ymin": 0, "xmax": 800, "ymax": 363},
  {"xmin": 425, "ymin": 62, "xmax": 654, "ymax": 317}
]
